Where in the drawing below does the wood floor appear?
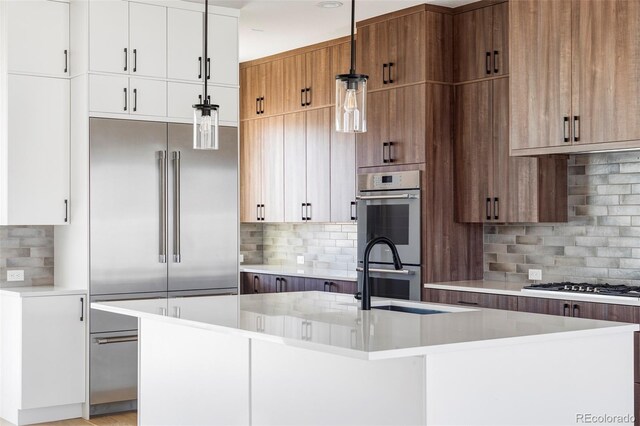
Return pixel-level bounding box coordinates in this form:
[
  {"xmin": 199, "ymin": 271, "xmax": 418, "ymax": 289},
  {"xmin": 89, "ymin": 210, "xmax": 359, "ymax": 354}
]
[{"xmin": 0, "ymin": 412, "xmax": 137, "ymax": 426}]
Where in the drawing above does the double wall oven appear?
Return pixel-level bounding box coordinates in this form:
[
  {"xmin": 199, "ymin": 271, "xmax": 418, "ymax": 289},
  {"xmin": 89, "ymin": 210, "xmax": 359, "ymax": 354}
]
[{"xmin": 357, "ymin": 171, "xmax": 422, "ymax": 301}]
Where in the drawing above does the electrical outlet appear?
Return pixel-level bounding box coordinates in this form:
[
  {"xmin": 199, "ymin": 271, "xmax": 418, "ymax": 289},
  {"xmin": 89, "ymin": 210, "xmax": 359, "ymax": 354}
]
[
  {"xmin": 297, "ymin": 256, "xmax": 305, "ymax": 265},
  {"xmin": 7, "ymin": 270, "xmax": 24, "ymax": 282},
  {"xmin": 239, "ymin": 254, "xmax": 244, "ymax": 263},
  {"xmin": 528, "ymin": 269, "xmax": 542, "ymax": 281}
]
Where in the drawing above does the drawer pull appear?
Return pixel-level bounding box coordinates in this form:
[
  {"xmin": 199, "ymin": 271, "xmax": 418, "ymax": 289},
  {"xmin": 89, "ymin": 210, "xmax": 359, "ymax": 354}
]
[{"xmin": 96, "ymin": 335, "xmax": 138, "ymax": 345}]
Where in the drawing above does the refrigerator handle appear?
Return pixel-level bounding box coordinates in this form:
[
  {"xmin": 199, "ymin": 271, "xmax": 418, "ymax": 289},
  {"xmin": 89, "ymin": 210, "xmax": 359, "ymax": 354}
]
[
  {"xmin": 159, "ymin": 151, "xmax": 167, "ymax": 263},
  {"xmin": 173, "ymin": 151, "xmax": 182, "ymax": 263}
]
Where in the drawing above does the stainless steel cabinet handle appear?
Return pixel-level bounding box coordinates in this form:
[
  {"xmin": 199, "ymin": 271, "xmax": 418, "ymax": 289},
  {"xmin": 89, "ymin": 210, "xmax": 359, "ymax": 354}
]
[
  {"xmin": 356, "ymin": 194, "xmax": 417, "ymax": 201},
  {"xmin": 159, "ymin": 151, "xmax": 167, "ymax": 263},
  {"xmin": 96, "ymin": 335, "xmax": 138, "ymax": 345},
  {"xmin": 356, "ymin": 267, "xmax": 414, "ymax": 275},
  {"xmin": 173, "ymin": 151, "xmax": 182, "ymax": 263}
]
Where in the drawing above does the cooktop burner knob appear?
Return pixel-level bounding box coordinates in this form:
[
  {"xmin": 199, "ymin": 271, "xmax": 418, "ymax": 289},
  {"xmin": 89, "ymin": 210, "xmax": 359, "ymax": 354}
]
[
  {"xmin": 564, "ymin": 285, "xmax": 571, "ymax": 290},
  {"xmin": 571, "ymin": 285, "xmax": 579, "ymax": 291},
  {"xmin": 586, "ymin": 287, "xmax": 593, "ymax": 292},
  {"xmin": 578, "ymin": 286, "xmax": 585, "ymax": 292}
]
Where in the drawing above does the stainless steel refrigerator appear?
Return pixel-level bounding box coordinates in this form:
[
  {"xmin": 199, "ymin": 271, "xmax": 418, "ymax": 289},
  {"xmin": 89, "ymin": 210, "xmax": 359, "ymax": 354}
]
[{"xmin": 88, "ymin": 118, "xmax": 238, "ymax": 415}]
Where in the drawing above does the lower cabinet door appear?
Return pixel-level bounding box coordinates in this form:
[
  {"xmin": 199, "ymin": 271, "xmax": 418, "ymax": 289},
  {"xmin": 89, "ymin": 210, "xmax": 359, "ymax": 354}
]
[
  {"xmin": 330, "ymin": 280, "xmax": 357, "ymax": 294},
  {"xmin": 7, "ymin": 74, "xmax": 70, "ymax": 225},
  {"xmin": 22, "ymin": 295, "xmax": 86, "ymax": 409},
  {"xmin": 167, "ymin": 81, "xmax": 201, "ymax": 120},
  {"xmin": 277, "ymin": 276, "xmax": 305, "ymax": 292},
  {"xmin": 426, "ymin": 289, "xmax": 517, "ymax": 311}
]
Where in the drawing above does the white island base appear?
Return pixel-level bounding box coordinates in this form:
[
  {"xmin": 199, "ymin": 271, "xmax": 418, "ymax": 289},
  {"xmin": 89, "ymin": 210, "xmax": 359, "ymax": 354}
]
[{"xmin": 93, "ymin": 293, "xmax": 638, "ymax": 426}]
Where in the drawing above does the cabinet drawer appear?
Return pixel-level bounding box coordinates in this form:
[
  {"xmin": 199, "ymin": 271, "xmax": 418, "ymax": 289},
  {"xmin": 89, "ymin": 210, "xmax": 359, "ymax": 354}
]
[{"xmin": 426, "ymin": 289, "xmax": 517, "ymax": 311}]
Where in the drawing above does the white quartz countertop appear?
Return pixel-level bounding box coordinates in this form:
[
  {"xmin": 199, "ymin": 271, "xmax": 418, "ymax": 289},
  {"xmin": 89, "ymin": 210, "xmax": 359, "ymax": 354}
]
[
  {"xmin": 0, "ymin": 286, "xmax": 86, "ymax": 298},
  {"xmin": 425, "ymin": 280, "xmax": 640, "ymax": 306},
  {"xmin": 92, "ymin": 291, "xmax": 638, "ymax": 360},
  {"xmin": 240, "ymin": 264, "xmax": 357, "ymax": 282}
]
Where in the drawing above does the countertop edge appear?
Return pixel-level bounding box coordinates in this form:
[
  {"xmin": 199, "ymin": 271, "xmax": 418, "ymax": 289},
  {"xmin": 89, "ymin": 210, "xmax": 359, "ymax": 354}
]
[
  {"xmin": 91, "ymin": 301, "xmax": 639, "ymax": 361},
  {"xmin": 0, "ymin": 286, "xmax": 87, "ymax": 298}
]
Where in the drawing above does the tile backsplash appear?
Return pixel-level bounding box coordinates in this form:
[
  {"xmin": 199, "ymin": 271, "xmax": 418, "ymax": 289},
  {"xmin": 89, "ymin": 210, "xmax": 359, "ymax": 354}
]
[
  {"xmin": 485, "ymin": 152, "xmax": 640, "ymax": 285},
  {"xmin": 0, "ymin": 226, "xmax": 54, "ymax": 287},
  {"xmin": 240, "ymin": 223, "xmax": 357, "ymax": 271}
]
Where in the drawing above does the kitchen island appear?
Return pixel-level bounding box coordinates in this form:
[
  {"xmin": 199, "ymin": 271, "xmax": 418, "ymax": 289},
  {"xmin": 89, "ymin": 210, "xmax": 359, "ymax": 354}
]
[{"xmin": 92, "ymin": 292, "xmax": 638, "ymax": 426}]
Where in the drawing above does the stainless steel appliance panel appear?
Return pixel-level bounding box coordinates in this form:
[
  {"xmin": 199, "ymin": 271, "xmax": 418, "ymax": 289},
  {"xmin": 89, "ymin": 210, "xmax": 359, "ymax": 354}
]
[
  {"xmin": 357, "ymin": 189, "xmax": 421, "ymax": 265},
  {"xmin": 90, "ymin": 292, "xmax": 166, "ymax": 334},
  {"xmin": 167, "ymin": 124, "xmax": 239, "ymax": 292},
  {"xmin": 90, "ymin": 330, "xmax": 138, "ymax": 411},
  {"xmin": 357, "ymin": 264, "xmax": 421, "ymax": 301},
  {"xmin": 90, "ymin": 118, "xmax": 169, "ymax": 295}
]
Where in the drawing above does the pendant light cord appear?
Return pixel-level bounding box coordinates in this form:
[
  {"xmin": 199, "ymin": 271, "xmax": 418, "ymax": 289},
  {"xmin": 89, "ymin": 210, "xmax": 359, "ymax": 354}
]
[
  {"xmin": 350, "ymin": 0, "xmax": 356, "ymax": 74},
  {"xmin": 204, "ymin": 0, "xmax": 209, "ymax": 103}
]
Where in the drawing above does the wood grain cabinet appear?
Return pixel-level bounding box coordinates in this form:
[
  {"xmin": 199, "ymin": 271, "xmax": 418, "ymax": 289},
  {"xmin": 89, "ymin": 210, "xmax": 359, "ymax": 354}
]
[
  {"xmin": 240, "ymin": 116, "xmax": 284, "ymax": 223},
  {"xmin": 283, "ymin": 108, "xmax": 331, "ymax": 223},
  {"xmin": 282, "ymin": 48, "xmax": 332, "ymax": 113},
  {"xmin": 454, "ymin": 2, "xmax": 508, "ymax": 82},
  {"xmin": 518, "ymin": 297, "xmax": 638, "ymax": 323},
  {"xmin": 357, "ymin": 11, "xmax": 426, "ymax": 91},
  {"xmin": 511, "ymin": 0, "xmax": 640, "ymax": 154},
  {"xmin": 454, "ymin": 78, "xmax": 568, "ymax": 223},
  {"xmin": 240, "ymin": 60, "xmax": 284, "ymax": 119},
  {"xmin": 425, "ymin": 288, "xmax": 518, "ymax": 311},
  {"xmin": 240, "ymin": 272, "xmax": 354, "ymax": 295},
  {"xmin": 304, "ymin": 278, "xmax": 357, "ymax": 294},
  {"xmin": 330, "ymin": 106, "xmax": 357, "ymax": 222},
  {"xmin": 356, "ymin": 84, "xmax": 426, "ymax": 168}
]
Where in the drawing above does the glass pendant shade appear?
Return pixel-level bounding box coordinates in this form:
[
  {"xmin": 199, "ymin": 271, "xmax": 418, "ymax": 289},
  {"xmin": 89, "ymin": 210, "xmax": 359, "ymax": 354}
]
[
  {"xmin": 193, "ymin": 105, "xmax": 219, "ymax": 150},
  {"xmin": 335, "ymin": 74, "xmax": 367, "ymax": 133}
]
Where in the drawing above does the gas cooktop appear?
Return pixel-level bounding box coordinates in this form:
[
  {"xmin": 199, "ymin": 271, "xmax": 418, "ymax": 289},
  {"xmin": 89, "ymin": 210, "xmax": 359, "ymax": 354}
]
[{"xmin": 523, "ymin": 282, "xmax": 640, "ymax": 298}]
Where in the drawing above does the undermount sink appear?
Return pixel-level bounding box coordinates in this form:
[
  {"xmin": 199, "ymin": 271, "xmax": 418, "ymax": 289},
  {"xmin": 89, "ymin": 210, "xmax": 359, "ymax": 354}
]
[{"xmin": 372, "ymin": 305, "xmax": 447, "ymax": 315}]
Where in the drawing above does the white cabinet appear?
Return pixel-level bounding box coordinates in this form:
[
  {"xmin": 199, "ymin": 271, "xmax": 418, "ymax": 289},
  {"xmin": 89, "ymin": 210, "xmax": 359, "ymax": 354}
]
[
  {"xmin": 168, "ymin": 8, "xmax": 203, "ymax": 82},
  {"xmin": 89, "ymin": 0, "xmax": 166, "ymax": 78},
  {"xmin": 129, "ymin": 2, "xmax": 167, "ymax": 78},
  {"xmin": 0, "ymin": 291, "xmax": 86, "ymax": 425},
  {"xmin": 168, "ymin": 82, "xmax": 238, "ymax": 125},
  {"xmin": 90, "ymin": 74, "xmax": 129, "ymax": 114},
  {"xmin": 8, "ymin": 0, "xmax": 69, "ymax": 77},
  {"xmin": 130, "ymin": 78, "xmax": 167, "ymax": 117},
  {"xmin": 89, "ymin": 0, "xmax": 129, "ymax": 74},
  {"xmin": 90, "ymin": 75, "xmax": 167, "ymax": 118},
  {"xmin": 208, "ymin": 13, "xmax": 239, "ymax": 86},
  {"xmin": 7, "ymin": 75, "xmax": 70, "ymax": 225}
]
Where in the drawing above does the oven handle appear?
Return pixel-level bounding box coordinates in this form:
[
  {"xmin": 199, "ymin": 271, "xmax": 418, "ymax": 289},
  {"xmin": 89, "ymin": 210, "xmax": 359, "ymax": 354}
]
[
  {"xmin": 356, "ymin": 267, "xmax": 415, "ymax": 275},
  {"xmin": 95, "ymin": 335, "xmax": 139, "ymax": 345},
  {"xmin": 356, "ymin": 194, "xmax": 418, "ymax": 201}
]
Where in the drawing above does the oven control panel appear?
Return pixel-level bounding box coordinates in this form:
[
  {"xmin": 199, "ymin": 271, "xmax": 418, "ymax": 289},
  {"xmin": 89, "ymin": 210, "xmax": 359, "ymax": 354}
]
[{"xmin": 358, "ymin": 170, "xmax": 420, "ymax": 191}]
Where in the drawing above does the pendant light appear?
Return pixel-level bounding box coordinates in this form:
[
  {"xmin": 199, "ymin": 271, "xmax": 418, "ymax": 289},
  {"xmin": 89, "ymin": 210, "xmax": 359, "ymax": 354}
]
[
  {"xmin": 335, "ymin": 0, "xmax": 367, "ymax": 133},
  {"xmin": 193, "ymin": 0, "xmax": 220, "ymax": 150}
]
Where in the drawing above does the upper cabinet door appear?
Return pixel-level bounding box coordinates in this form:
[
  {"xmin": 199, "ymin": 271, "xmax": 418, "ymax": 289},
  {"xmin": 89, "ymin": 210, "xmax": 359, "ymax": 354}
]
[
  {"xmin": 330, "ymin": 107, "xmax": 356, "ymax": 223},
  {"xmin": 454, "ymin": 81, "xmax": 493, "ymax": 223},
  {"xmin": 356, "ymin": 21, "xmax": 389, "ymax": 91},
  {"xmin": 283, "ymin": 112, "xmax": 308, "ymax": 223},
  {"xmin": 388, "ymin": 12, "xmax": 426, "ymax": 86},
  {"xmin": 7, "ymin": 75, "xmax": 69, "ymax": 225},
  {"xmin": 389, "ymin": 84, "xmax": 426, "ymax": 165},
  {"xmin": 262, "ymin": 59, "xmax": 284, "ymax": 116},
  {"xmin": 510, "ymin": 0, "xmax": 572, "ymax": 151},
  {"xmin": 168, "ymin": 8, "xmax": 203, "ymax": 82},
  {"xmin": 356, "ymin": 89, "xmax": 389, "ymax": 168},
  {"xmin": 453, "ymin": 7, "xmax": 492, "ymax": 82},
  {"xmin": 261, "ymin": 116, "xmax": 285, "ymax": 223},
  {"xmin": 129, "ymin": 2, "xmax": 167, "ymax": 78},
  {"xmin": 572, "ymin": 0, "xmax": 640, "ymax": 145},
  {"xmin": 330, "ymin": 42, "xmax": 351, "ymax": 103},
  {"xmin": 305, "ymin": 48, "xmax": 331, "ymax": 109},
  {"xmin": 491, "ymin": 2, "xmax": 509, "ymax": 77},
  {"xmin": 89, "ymin": 0, "xmax": 129, "ymax": 74},
  {"xmin": 305, "ymin": 108, "xmax": 331, "ymax": 223},
  {"xmin": 240, "ymin": 120, "xmax": 263, "ymax": 223},
  {"xmin": 283, "ymin": 54, "xmax": 306, "ymax": 113},
  {"xmin": 208, "ymin": 14, "xmax": 239, "ymax": 86},
  {"xmin": 129, "ymin": 78, "xmax": 167, "ymax": 117},
  {"xmin": 8, "ymin": 0, "xmax": 69, "ymax": 77}
]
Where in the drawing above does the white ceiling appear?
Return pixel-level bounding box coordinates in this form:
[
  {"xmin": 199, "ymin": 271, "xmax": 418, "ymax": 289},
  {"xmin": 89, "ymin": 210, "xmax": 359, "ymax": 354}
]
[{"xmin": 203, "ymin": 0, "xmax": 476, "ymax": 62}]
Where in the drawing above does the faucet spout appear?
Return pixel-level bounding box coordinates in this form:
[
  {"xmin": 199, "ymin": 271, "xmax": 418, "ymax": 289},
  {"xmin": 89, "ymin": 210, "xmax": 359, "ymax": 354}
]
[{"xmin": 359, "ymin": 236, "xmax": 403, "ymax": 310}]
